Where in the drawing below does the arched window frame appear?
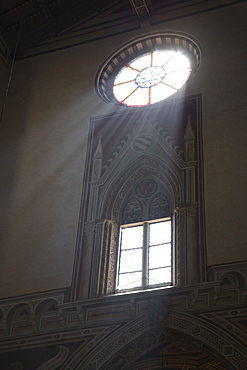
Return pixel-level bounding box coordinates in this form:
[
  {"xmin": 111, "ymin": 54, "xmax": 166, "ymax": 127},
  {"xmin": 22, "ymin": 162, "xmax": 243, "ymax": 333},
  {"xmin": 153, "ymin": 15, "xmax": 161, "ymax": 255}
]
[
  {"xmin": 96, "ymin": 156, "xmax": 181, "ymax": 296},
  {"xmin": 71, "ymin": 94, "xmax": 206, "ymax": 301}
]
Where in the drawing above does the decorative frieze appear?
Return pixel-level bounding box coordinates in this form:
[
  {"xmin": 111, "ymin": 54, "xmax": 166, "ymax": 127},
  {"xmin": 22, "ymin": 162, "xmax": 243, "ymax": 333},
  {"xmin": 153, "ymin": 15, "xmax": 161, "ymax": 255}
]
[{"xmin": 0, "ymin": 276, "xmax": 247, "ymax": 368}]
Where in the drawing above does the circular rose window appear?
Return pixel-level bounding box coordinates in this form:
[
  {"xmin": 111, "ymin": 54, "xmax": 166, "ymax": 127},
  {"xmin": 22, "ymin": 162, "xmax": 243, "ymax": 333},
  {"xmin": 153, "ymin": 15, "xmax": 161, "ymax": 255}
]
[{"xmin": 95, "ymin": 33, "xmax": 201, "ymax": 107}]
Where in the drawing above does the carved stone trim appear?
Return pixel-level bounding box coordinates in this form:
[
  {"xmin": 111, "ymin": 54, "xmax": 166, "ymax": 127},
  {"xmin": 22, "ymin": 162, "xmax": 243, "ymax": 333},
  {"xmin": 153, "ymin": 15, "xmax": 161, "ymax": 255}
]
[
  {"xmin": 84, "ymin": 221, "xmax": 96, "ymax": 235},
  {"xmin": 0, "ymin": 277, "xmax": 247, "ymax": 366},
  {"xmin": 72, "ymin": 315, "xmax": 151, "ymax": 370},
  {"xmin": 208, "ymin": 262, "xmax": 247, "ymax": 285},
  {"xmin": 101, "ymin": 156, "xmax": 182, "ymax": 221},
  {"xmin": 37, "ymin": 345, "xmax": 69, "ymax": 370},
  {"xmin": 168, "ymin": 312, "xmax": 247, "ymax": 370},
  {"xmin": 185, "ymin": 203, "xmax": 198, "ymax": 218}
]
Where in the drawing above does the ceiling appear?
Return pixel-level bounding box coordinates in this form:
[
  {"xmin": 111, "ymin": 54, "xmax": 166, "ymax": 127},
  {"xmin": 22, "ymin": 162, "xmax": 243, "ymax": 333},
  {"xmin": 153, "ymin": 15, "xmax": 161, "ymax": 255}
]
[
  {"xmin": 0, "ymin": 0, "xmax": 243, "ymax": 59},
  {"xmin": 0, "ymin": 0, "xmax": 138, "ymax": 57}
]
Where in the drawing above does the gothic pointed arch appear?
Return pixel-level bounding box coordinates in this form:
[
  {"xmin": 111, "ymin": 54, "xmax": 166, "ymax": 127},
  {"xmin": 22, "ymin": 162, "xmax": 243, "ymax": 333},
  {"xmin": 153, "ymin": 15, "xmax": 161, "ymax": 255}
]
[
  {"xmin": 100, "ymin": 153, "xmax": 181, "ymax": 222},
  {"xmin": 71, "ymin": 95, "xmax": 206, "ymax": 301},
  {"xmin": 95, "ymin": 153, "xmax": 179, "ymax": 295}
]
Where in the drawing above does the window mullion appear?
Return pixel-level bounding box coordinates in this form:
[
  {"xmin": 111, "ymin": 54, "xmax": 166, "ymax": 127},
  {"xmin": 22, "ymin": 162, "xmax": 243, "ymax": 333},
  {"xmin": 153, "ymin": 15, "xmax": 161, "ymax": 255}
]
[{"xmin": 142, "ymin": 222, "xmax": 149, "ymax": 288}]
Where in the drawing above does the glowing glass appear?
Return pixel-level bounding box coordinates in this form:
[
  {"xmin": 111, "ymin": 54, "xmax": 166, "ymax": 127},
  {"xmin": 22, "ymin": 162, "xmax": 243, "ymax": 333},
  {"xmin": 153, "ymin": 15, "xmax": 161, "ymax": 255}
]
[
  {"xmin": 117, "ymin": 219, "xmax": 171, "ymax": 291},
  {"xmin": 135, "ymin": 66, "xmax": 166, "ymax": 88},
  {"xmin": 113, "ymin": 51, "xmax": 191, "ymax": 106}
]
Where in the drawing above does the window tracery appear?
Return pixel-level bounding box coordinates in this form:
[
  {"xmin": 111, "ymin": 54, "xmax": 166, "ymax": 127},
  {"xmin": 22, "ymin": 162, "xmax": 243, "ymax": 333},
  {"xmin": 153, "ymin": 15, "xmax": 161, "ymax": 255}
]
[{"xmin": 95, "ymin": 33, "xmax": 201, "ymax": 107}]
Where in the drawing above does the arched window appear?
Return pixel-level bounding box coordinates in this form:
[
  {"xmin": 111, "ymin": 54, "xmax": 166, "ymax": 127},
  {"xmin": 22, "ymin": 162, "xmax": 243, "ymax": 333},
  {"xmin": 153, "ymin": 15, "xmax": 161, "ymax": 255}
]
[
  {"xmin": 116, "ymin": 186, "xmax": 173, "ymax": 292},
  {"xmin": 71, "ymin": 83, "xmax": 205, "ymax": 301}
]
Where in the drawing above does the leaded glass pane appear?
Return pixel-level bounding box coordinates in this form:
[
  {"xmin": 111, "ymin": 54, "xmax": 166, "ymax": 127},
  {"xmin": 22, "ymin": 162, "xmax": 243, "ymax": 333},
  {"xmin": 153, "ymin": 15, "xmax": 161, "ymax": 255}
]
[
  {"xmin": 114, "ymin": 66, "xmax": 137, "ymax": 86},
  {"xmin": 165, "ymin": 53, "xmax": 190, "ymax": 73},
  {"xmin": 150, "ymin": 83, "xmax": 175, "ymax": 105},
  {"xmin": 121, "ymin": 225, "xmax": 143, "ymax": 250},
  {"xmin": 119, "ymin": 249, "xmax": 142, "ymax": 273},
  {"xmin": 129, "ymin": 53, "xmax": 151, "ymax": 71},
  {"xmin": 135, "ymin": 66, "xmax": 166, "ymax": 88},
  {"xmin": 152, "ymin": 51, "xmax": 176, "ymax": 66},
  {"xmin": 117, "ymin": 225, "xmax": 143, "ymax": 291},
  {"xmin": 113, "ymin": 50, "xmax": 192, "ymax": 106},
  {"xmin": 149, "ymin": 220, "xmax": 171, "ymax": 245},
  {"xmin": 113, "ymin": 80, "xmax": 137, "ymax": 103},
  {"xmin": 149, "ymin": 244, "xmax": 171, "ymax": 269},
  {"xmin": 123, "ymin": 86, "xmax": 149, "ymax": 106},
  {"xmin": 117, "ymin": 218, "xmax": 172, "ymax": 291},
  {"xmin": 149, "ymin": 267, "xmax": 171, "ymax": 286},
  {"xmin": 118, "ymin": 272, "xmax": 142, "ymax": 290},
  {"xmin": 164, "ymin": 68, "xmax": 191, "ymax": 89}
]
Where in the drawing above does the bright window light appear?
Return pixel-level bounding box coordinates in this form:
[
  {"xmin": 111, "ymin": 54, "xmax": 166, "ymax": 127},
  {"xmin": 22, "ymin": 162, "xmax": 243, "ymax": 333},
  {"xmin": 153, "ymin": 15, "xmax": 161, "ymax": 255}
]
[
  {"xmin": 113, "ymin": 51, "xmax": 191, "ymax": 107},
  {"xmin": 116, "ymin": 218, "xmax": 172, "ymax": 291}
]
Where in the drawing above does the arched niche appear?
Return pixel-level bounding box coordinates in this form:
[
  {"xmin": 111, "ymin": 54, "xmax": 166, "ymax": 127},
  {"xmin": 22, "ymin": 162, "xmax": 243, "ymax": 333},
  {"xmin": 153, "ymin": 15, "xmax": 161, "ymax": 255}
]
[
  {"xmin": 7, "ymin": 303, "xmax": 33, "ymax": 335},
  {"xmin": 35, "ymin": 299, "xmax": 58, "ymax": 330}
]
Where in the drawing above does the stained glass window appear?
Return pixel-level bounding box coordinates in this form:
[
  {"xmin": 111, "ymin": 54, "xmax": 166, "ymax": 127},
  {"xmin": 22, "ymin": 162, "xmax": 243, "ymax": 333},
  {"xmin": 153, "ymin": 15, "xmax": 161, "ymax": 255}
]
[
  {"xmin": 116, "ymin": 218, "xmax": 172, "ymax": 291},
  {"xmin": 96, "ymin": 34, "xmax": 201, "ymax": 107},
  {"xmin": 113, "ymin": 51, "xmax": 191, "ymax": 107}
]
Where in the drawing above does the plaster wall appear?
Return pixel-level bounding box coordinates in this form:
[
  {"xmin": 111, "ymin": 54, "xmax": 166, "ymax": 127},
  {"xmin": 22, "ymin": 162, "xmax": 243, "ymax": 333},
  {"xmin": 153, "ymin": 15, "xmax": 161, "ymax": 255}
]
[{"xmin": 0, "ymin": 3, "xmax": 246, "ymax": 298}]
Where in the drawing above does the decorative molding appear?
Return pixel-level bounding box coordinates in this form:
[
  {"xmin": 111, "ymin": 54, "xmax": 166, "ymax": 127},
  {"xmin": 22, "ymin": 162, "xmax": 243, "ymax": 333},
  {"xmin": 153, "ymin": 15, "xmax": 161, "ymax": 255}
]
[
  {"xmin": 0, "ymin": 272, "xmax": 247, "ymax": 368},
  {"xmin": 37, "ymin": 345, "xmax": 69, "ymax": 370},
  {"xmin": 208, "ymin": 262, "xmax": 247, "ymax": 284},
  {"xmin": 103, "ymin": 156, "xmax": 181, "ymax": 220},
  {"xmin": 84, "ymin": 221, "xmax": 96, "ymax": 235},
  {"xmin": 0, "ymin": 268, "xmax": 247, "ymax": 340},
  {"xmin": 129, "ymin": 0, "xmax": 153, "ymax": 20},
  {"xmin": 96, "ymin": 33, "xmax": 201, "ymax": 105}
]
